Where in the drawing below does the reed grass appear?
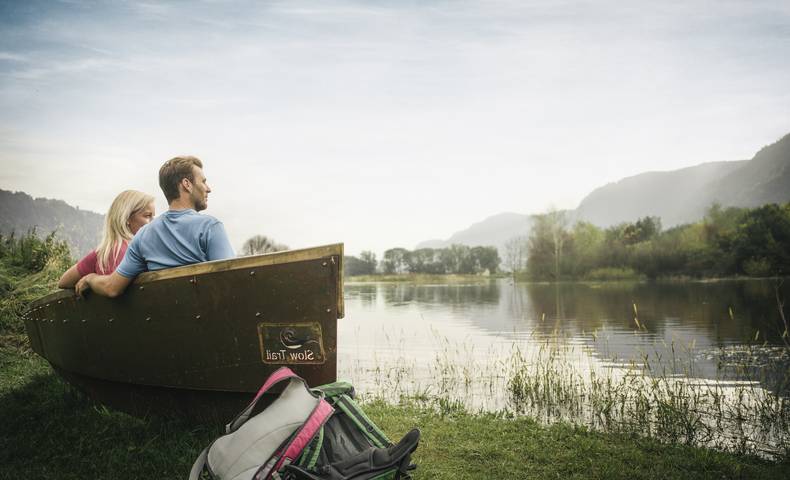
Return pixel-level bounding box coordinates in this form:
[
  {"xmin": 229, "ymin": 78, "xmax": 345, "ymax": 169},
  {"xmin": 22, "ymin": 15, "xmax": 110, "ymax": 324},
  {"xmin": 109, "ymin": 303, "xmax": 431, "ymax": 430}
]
[{"xmin": 344, "ymin": 326, "xmax": 790, "ymax": 461}]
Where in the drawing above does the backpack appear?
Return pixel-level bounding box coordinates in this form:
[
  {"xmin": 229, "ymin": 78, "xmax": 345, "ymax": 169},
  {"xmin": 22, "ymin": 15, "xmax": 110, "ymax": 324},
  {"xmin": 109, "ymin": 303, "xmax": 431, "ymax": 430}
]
[
  {"xmin": 189, "ymin": 368, "xmax": 419, "ymax": 480},
  {"xmin": 285, "ymin": 382, "xmax": 419, "ymax": 480}
]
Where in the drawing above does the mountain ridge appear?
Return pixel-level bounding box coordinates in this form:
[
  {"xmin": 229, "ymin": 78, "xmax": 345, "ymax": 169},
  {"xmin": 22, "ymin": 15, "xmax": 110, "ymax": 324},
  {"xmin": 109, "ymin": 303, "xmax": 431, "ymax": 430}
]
[
  {"xmin": 420, "ymin": 133, "xmax": 790, "ymax": 253},
  {"xmin": 0, "ymin": 189, "xmax": 103, "ymax": 257}
]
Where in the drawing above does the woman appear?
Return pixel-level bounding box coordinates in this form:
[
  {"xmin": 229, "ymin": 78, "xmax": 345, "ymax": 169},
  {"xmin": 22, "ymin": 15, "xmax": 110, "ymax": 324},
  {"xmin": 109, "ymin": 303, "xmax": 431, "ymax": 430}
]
[{"xmin": 58, "ymin": 190, "xmax": 155, "ymax": 288}]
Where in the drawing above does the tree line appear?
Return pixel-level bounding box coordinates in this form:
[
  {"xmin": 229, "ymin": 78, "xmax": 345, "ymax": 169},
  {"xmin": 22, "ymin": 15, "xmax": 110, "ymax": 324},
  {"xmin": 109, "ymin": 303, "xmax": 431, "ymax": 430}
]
[
  {"xmin": 517, "ymin": 203, "xmax": 790, "ymax": 281},
  {"xmin": 344, "ymin": 245, "xmax": 500, "ymax": 276}
]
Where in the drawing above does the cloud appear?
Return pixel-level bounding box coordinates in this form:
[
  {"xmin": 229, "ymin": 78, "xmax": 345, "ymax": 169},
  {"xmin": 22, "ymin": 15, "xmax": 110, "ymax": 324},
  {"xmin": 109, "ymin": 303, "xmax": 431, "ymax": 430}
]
[{"xmin": 0, "ymin": 0, "xmax": 788, "ymax": 254}]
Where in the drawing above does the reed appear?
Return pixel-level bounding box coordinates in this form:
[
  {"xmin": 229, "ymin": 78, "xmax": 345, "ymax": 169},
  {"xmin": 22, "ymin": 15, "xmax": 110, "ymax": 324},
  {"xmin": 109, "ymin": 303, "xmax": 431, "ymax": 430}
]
[{"xmin": 343, "ymin": 324, "xmax": 790, "ymax": 461}]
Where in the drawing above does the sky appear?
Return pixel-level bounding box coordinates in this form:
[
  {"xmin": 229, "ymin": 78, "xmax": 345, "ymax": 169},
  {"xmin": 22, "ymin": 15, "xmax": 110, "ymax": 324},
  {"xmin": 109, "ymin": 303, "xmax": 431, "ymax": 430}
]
[{"xmin": 1, "ymin": 0, "xmax": 789, "ymax": 257}]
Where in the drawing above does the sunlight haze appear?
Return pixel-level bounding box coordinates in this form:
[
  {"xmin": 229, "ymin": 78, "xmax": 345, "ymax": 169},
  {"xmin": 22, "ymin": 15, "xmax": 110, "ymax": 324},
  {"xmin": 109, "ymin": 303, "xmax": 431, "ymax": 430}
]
[{"xmin": 1, "ymin": 0, "xmax": 789, "ymax": 256}]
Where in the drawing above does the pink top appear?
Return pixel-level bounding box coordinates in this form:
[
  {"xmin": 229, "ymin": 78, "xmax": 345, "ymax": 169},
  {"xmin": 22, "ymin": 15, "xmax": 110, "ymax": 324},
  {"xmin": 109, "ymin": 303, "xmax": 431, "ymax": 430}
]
[{"xmin": 76, "ymin": 241, "xmax": 129, "ymax": 276}]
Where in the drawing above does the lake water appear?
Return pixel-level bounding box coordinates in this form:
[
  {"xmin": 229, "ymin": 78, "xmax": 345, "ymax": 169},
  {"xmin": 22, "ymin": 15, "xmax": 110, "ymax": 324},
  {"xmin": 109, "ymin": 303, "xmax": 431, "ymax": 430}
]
[{"xmin": 336, "ymin": 278, "xmax": 790, "ymax": 455}]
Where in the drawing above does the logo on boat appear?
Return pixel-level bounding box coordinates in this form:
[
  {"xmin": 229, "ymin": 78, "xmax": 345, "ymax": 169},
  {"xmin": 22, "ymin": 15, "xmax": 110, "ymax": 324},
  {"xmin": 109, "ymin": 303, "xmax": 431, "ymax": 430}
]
[{"xmin": 258, "ymin": 322, "xmax": 325, "ymax": 364}]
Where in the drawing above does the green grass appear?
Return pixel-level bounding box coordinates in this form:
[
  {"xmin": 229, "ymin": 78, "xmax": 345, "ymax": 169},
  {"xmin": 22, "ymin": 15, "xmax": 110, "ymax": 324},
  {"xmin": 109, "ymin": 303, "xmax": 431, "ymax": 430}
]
[
  {"xmin": 2, "ymin": 233, "xmax": 788, "ymax": 478},
  {"xmin": 1, "ymin": 345, "xmax": 788, "ymax": 480}
]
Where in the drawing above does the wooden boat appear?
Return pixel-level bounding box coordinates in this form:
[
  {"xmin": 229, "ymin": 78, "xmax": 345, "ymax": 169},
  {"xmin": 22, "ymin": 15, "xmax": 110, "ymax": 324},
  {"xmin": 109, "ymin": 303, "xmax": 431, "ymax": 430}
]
[{"xmin": 23, "ymin": 244, "xmax": 343, "ymax": 420}]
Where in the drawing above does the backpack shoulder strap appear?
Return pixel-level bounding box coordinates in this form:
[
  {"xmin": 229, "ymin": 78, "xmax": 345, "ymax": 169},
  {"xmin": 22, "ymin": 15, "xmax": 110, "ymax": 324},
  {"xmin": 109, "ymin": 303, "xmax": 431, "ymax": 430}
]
[
  {"xmin": 188, "ymin": 445, "xmax": 210, "ymax": 480},
  {"xmin": 227, "ymin": 367, "xmax": 302, "ymax": 433},
  {"xmin": 269, "ymin": 398, "xmax": 334, "ymax": 475},
  {"xmin": 334, "ymin": 394, "xmax": 391, "ymax": 448}
]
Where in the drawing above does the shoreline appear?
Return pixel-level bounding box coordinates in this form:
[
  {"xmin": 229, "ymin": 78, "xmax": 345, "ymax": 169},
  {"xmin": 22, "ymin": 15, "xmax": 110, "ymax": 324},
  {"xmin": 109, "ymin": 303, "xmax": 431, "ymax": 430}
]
[
  {"xmin": 1, "ymin": 343, "xmax": 788, "ymax": 479},
  {"xmin": 345, "ymin": 273, "xmax": 789, "ymax": 284}
]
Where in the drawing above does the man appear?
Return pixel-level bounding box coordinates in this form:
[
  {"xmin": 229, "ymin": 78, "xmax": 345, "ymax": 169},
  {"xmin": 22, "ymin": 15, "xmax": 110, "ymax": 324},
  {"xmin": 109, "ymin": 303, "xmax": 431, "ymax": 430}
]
[{"xmin": 76, "ymin": 156, "xmax": 235, "ymax": 297}]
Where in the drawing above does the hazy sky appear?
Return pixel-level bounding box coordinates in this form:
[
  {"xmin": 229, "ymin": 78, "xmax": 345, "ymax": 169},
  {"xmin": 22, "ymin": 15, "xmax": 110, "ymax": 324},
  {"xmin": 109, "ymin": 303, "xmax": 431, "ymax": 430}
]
[{"xmin": 1, "ymin": 0, "xmax": 789, "ymax": 256}]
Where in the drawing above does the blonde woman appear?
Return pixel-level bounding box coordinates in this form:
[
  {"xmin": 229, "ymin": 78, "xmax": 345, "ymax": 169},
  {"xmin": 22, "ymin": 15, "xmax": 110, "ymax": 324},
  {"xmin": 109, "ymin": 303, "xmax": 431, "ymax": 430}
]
[{"xmin": 58, "ymin": 190, "xmax": 155, "ymax": 289}]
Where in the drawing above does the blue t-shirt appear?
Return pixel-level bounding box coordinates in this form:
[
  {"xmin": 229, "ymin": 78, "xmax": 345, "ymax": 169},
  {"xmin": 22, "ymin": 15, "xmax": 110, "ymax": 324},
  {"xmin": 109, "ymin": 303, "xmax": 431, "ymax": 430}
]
[{"xmin": 116, "ymin": 209, "xmax": 235, "ymax": 278}]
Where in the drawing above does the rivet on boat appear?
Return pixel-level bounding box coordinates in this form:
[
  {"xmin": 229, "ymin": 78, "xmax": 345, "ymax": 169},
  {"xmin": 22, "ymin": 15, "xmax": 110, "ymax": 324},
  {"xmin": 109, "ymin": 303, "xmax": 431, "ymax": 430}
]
[
  {"xmin": 255, "ymin": 312, "xmax": 261, "ymax": 317},
  {"xmin": 250, "ymin": 270, "xmax": 255, "ymax": 276},
  {"xmin": 139, "ymin": 286, "xmax": 144, "ymax": 290},
  {"xmin": 326, "ymin": 308, "xmax": 331, "ymax": 313},
  {"xmin": 108, "ymin": 318, "xmax": 114, "ymax": 323},
  {"xmin": 58, "ymin": 300, "xmax": 62, "ymax": 304},
  {"xmin": 195, "ymin": 315, "xmax": 201, "ymax": 320},
  {"xmin": 189, "ymin": 278, "xmax": 195, "ymax": 284},
  {"xmin": 63, "ymin": 319, "xmax": 68, "ymax": 323},
  {"xmin": 322, "ymin": 262, "xmax": 327, "ymax": 267},
  {"xmin": 146, "ymin": 316, "xmax": 152, "ymax": 322},
  {"xmin": 82, "ymin": 319, "xmax": 87, "ymax": 323}
]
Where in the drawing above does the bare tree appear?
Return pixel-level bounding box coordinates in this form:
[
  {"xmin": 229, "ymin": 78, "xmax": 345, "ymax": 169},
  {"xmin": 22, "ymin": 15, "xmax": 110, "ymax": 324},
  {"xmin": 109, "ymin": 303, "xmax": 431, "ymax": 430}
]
[
  {"xmin": 241, "ymin": 235, "xmax": 289, "ymax": 256},
  {"xmin": 547, "ymin": 209, "xmax": 568, "ymax": 281},
  {"xmin": 504, "ymin": 235, "xmax": 528, "ymax": 275}
]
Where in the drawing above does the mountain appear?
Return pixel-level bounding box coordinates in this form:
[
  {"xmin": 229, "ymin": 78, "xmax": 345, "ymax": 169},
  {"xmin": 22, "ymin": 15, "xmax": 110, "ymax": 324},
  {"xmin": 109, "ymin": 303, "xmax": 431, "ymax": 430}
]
[
  {"xmin": 574, "ymin": 161, "xmax": 747, "ymax": 227},
  {"xmin": 418, "ymin": 132, "xmax": 790, "ymax": 253},
  {"xmin": 0, "ymin": 189, "xmax": 103, "ymax": 257},
  {"xmin": 705, "ymin": 133, "xmax": 790, "ymax": 209},
  {"xmin": 415, "ymin": 212, "xmax": 533, "ymax": 253},
  {"xmin": 576, "ymin": 133, "xmax": 790, "ymax": 227}
]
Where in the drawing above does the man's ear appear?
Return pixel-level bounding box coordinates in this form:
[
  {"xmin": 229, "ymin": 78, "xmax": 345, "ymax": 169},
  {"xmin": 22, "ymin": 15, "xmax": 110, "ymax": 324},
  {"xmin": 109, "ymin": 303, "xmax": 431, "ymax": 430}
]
[{"xmin": 181, "ymin": 177, "xmax": 192, "ymax": 193}]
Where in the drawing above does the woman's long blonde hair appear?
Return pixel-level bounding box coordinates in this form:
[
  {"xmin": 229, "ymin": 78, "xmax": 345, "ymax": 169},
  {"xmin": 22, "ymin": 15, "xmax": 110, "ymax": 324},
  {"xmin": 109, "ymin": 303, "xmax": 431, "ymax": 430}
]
[{"xmin": 96, "ymin": 190, "xmax": 155, "ymax": 272}]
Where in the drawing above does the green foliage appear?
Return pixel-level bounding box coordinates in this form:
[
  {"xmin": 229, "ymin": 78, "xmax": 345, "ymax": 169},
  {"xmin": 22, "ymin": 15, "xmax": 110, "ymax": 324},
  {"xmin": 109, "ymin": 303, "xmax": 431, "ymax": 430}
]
[
  {"xmin": 381, "ymin": 245, "xmax": 500, "ymax": 275},
  {"xmin": 525, "ymin": 203, "xmax": 790, "ymax": 280},
  {"xmin": 585, "ymin": 267, "xmax": 645, "ymax": 281},
  {"xmin": 0, "ymin": 231, "xmax": 72, "ymax": 335},
  {"xmin": 345, "ymin": 251, "xmax": 377, "ymax": 276},
  {"xmin": 526, "ymin": 212, "xmax": 570, "ymax": 281}
]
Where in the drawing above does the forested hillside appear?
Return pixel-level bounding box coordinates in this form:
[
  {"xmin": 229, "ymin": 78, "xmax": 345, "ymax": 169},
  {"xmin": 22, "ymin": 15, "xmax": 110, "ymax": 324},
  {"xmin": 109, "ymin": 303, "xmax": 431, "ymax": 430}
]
[
  {"xmin": 523, "ymin": 203, "xmax": 790, "ymax": 280},
  {"xmin": 420, "ymin": 133, "xmax": 790, "ymax": 255},
  {"xmin": 0, "ymin": 189, "xmax": 102, "ymax": 257},
  {"xmin": 576, "ymin": 133, "xmax": 790, "ymax": 227}
]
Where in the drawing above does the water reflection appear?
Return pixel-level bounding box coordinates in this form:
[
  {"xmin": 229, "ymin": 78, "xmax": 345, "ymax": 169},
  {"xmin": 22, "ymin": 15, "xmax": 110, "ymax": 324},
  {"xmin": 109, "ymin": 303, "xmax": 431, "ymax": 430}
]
[{"xmin": 342, "ymin": 279, "xmax": 790, "ymax": 394}]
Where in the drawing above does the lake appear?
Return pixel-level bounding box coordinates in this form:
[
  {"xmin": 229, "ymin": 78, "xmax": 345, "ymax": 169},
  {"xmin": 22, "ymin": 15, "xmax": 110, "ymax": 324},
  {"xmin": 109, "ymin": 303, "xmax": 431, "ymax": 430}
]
[{"xmin": 336, "ymin": 278, "xmax": 790, "ymax": 456}]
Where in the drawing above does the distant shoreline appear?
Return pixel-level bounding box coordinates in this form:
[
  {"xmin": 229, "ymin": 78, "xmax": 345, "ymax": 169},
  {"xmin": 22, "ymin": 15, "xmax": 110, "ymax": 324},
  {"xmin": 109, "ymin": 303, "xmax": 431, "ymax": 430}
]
[{"xmin": 345, "ymin": 272, "xmax": 789, "ymax": 284}]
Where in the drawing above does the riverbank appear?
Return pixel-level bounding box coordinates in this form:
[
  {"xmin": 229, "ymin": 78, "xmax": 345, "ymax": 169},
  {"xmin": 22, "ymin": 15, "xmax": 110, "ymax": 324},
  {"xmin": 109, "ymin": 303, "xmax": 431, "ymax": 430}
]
[
  {"xmin": 346, "ymin": 272, "xmax": 788, "ymax": 286},
  {"xmin": 1, "ymin": 343, "xmax": 788, "ymax": 480},
  {"xmin": 346, "ymin": 273, "xmax": 504, "ymax": 283}
]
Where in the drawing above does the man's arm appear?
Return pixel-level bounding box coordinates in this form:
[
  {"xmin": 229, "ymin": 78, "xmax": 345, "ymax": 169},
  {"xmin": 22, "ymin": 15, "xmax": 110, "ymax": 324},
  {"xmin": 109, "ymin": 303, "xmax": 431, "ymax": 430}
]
[
  {"xmin": 206, "ymin": 221, "xmax": 236, "ymax": 260},
  {"xmin": 75, "ymin": 272, "xmax": 133, "ymax": 298}
]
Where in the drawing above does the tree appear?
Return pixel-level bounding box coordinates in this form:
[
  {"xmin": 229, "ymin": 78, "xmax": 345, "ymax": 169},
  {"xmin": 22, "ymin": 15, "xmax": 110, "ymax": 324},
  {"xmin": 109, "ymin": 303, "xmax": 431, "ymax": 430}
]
[
  {"xmin": 548, "ymin": 210, "xmax": 568, "ymax": 280},
  {"xmin": 359, "ymin": 251, "xmax": 377, "ymax": 274},
  {"xmin": 470, "ymin": 246, "xmax": 500, "ymax": 274},
  {"xmin": 381, "ymin": 248, "xmax": 409, "ymax": 274},
  {"xmin": 504, "ymin": 236, "xmax": 528, "ymax": 274},
  {"xmin": 526, "ymin": 210, "xmax": 570, "ymax": 280},
  {"xmin": 241, "ymin": 235, "xmax": 288, "ymax": 256}
]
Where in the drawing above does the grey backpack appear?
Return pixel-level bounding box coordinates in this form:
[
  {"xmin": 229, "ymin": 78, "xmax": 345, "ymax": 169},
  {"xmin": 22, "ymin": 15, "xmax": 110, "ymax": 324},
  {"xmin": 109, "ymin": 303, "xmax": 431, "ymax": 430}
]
[
  {"xmin": 189, "ymin": 367, "xmax": 334, "ymax": 480},
  {"xmin": 189, "ymin": 369, "xmax": 419, "ymax": 480}
]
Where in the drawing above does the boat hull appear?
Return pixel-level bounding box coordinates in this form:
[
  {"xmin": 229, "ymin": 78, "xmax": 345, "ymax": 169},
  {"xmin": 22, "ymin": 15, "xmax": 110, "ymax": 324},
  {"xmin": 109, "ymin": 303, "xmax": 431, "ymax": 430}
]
[{"xmin": 24, "ymin": 244, "xmax": 344, "ymax": 418}]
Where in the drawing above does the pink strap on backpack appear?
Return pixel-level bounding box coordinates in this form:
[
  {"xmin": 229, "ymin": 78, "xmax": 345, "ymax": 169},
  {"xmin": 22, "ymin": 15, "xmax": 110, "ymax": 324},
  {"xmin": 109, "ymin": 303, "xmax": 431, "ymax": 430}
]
[
  {"xmin": 274, "ymin": 398, "xmax": 334, "ymax": 470},
  {"xmin": 226, "ymin": 367, "xmax": 301, "ymax": 433}
]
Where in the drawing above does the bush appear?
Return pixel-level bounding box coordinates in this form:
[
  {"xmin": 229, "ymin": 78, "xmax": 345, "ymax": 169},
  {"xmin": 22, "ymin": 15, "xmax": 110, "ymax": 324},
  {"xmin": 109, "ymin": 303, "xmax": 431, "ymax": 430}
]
[
  {"xmin": 0, "ymin": 231, "xmax": 72, "ymax": 336},
  {"xmin": 742, "ymin": 257, "xmax": 773, "ymax": 277},
  {"xmin": 585, "ymin": 267, "xmax": 645, "ymax": 281}
]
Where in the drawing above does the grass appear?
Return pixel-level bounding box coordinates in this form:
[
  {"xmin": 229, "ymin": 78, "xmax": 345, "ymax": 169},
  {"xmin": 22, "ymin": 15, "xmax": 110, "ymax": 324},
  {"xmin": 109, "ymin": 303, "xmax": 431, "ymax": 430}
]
[
  {"xmin": 1, "ymin": 346, "xmax": 788, "ymax": 480},
  {"xmin": 2, "ymin": 233, "xmax": 789, "ymax": 478}
]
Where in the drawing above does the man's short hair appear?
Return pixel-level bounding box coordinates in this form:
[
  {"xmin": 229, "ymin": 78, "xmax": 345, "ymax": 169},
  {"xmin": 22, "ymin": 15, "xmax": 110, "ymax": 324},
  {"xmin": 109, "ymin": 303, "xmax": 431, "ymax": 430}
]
[{"xmin": 159, "ymin": 156, "xmax": 204, "ymax": 203}]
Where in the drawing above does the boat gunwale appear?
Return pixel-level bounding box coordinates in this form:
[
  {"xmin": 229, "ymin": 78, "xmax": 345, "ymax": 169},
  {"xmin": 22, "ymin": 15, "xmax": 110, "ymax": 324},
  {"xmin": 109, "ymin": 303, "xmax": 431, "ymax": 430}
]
[{"xmin": 25, "ymin": 243, "xmax": 344, "ymax": 316}]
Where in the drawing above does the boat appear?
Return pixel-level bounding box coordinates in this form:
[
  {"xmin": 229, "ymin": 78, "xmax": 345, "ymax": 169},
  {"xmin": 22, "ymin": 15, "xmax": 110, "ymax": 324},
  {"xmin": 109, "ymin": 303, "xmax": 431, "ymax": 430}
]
[{"xmin": 23, "ymin": 243, "xmax": 344, "ymax": 420}]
